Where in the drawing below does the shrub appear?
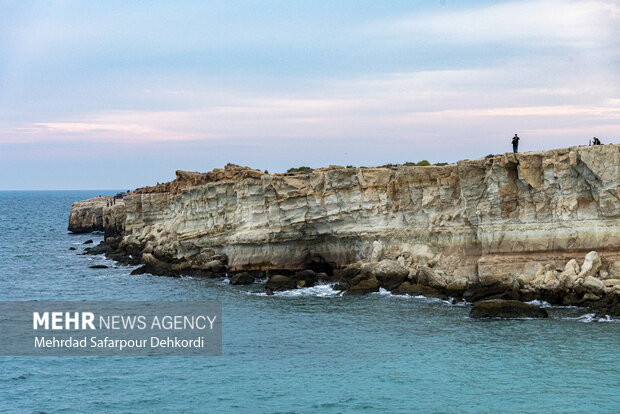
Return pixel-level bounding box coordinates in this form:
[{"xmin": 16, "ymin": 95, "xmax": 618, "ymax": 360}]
[
  {"xmin": 416, "ymin": 160, "xmax": 431, "ymax": 166},
  {"xmin": 287, "ymin": 166, "xmax": 314, "ymax": 173}
]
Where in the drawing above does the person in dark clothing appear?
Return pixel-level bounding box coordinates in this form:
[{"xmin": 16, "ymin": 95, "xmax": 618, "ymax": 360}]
[
  {"xmin": 593, "ymin": 137, "xmax": 601, "ymax": 145},
  {"xmin": 512, "ymin": 134, "xmax": 520, "ymax": 153}
]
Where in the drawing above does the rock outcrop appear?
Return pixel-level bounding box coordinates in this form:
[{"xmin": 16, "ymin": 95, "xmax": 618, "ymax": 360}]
[
  {"xmin": 68, "ymin": 197, "xmax": 125, "ymax": 234},
  {"xmin": 69, "ymin": 146, "xmax": 620, "ymax": 311}
]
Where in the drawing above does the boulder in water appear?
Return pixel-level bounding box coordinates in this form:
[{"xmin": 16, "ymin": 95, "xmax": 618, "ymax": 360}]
[
  {"xmin": 84, "ymin": 242, "xmax": 106, "ymax": 255},
  {"xmin": 265, "ymin": 275, "xmax": 296, "ymax": 291},
  {"xmin": 293, "ymin": 269, "xmax": 318, "ymax": 287},
  {"xmin": 469, "ymin": 299, "xmax": 548, "ymax": 318},
  {"xmin": 395, "ymin": 281, "xmax": 448, "ymax": 300},
  {"xmin": 371, "ymin": 260, "xmax": 409, "ymax": 290},
  {"xmin": 463, "ymin": 282, "xmax": 518, "ymax": 302},
  {"xmin": 344, "ymin": 276, "xmax": 380, "ymax": 296},
  {"xmin": 416, "ymin": 266, "xmax": 447, "ymax": 289},
  {"xmin": 130, "ymin": 265, "xmax": 149, "ymax": 275},
  {"xmin": 229, "ymin": 272, "xmax": 255, "ymax": 285}
]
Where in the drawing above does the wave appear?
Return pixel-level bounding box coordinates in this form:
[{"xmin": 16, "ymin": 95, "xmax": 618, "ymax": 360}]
[
  {"xmin": 247, "ymin": 283, "xmax": 341, "ymax": 297},
  {"xmin": 372, "ymin": 288, "xmax": 457, "ymax": 305},
  {"xmin": 524, "ymin": 300, "xmax": 580, "ymax": 309},
  {"xmin": 568, "ymin": 313, "xmax": 616, "ymax": 323}
]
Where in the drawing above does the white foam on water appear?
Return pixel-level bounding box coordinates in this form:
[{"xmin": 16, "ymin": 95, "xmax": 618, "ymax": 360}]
[
  {"xmin": 525, "ymin": 299, "xmax": 552, "ymax": 308},
  {"xmin": 525, "ymin": 300, "xmax": 580, "ymax": 309},
  {"xmin": 372, "ymin": 288, "xmax": 456, "ymax": 305},
  {"xmin": 246, "ymin": 283, "xmax": 341, "ymax": 297},
  {"xmin": 375, "ymin": 287, "xmax": 393, "ymax": 296},
  {"xmin": 277, "ymin": 284, "xmax": 341, "ymax": 297},
  {"xmin": 569, "ymin": 313, "xmax": 616, "ymax": 323}
]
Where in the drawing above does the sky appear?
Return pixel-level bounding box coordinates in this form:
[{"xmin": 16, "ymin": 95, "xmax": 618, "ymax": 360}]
[{"xmin": 1, "ymin": 0, "xmax": 619, "ymax": 190}]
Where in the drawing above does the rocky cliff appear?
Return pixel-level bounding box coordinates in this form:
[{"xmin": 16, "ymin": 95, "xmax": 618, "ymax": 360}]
[{"xmin": 70, "ymin": 145, "xmax": 620, "ymax": 311}]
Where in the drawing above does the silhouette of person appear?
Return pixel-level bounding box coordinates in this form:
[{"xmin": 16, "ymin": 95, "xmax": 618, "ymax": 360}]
[{"xmin": 512, "ymin": 134, "xmax": 520, "ymax": 153}]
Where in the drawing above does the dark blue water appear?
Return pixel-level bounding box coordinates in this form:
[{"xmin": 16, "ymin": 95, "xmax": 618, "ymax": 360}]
[{"xmin": 1, "ymin": 191, "xmax": 619, "ymax": 413}]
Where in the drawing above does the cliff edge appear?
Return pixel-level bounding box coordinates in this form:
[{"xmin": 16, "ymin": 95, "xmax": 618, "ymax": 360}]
[{"xmin": 69, "ymin": 145, "xmax": 620, "ymax": 311}]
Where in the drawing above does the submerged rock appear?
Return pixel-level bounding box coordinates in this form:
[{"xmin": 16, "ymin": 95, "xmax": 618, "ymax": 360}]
[
  {"xmin": 265, "ymin": 275, "xmax": 296, "ymax": 291},
  {"xmin": 395, "ymin": 281, "xmax": 448, "ymax": 300},
  {"xmin": 130, "ymin": 265, "xmax": 149, "ymax": 275},
  {"xmin": 292, "ymin": 269, "xmax": 318, "ymax": 287},
  {"xmin": 89, "ymin": 264, "xmax": 108, "ymax": 269},
  {"xmin": 83, "ymin": 239, "xmax": 93, "ymax": 244},
  {"xmin": 84, "ymin": 242, "xmax": 106, "ymax": 255},
  {"xmin": 463, "ymin": 282, "xmax": 518, "ymax": 303},
  {"xmin": 344, "ymin": 276, "xmax": 380, "ymax": 296},
  {"xmin": 229, "ymin": 272, "xmax": 255, "ymax": 285},
  {"xmin": 469, "ymin": 299, "xmax": 548, "ymax": 319}
]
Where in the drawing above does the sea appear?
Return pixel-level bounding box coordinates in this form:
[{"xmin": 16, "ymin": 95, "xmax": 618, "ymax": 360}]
[{"xmin": 0, "ymin": 191, "xmax": 619, "ymax": 413}]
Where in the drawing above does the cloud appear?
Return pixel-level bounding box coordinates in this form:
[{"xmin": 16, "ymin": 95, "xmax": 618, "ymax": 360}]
[
  {"xmin": 367, "ymin": 0, "xmax": 619, "ymax": 48},
  {"xmin": 32, "ymin": 122, "xmax": 154, "ymax": 134},
  {"xmin": 1, "ymin": 0, "xmax": 619, "ymax": 189}
]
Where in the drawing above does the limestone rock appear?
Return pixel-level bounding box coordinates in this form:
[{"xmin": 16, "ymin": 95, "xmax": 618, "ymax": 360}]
[
  {"xmin": 417, "ymin": 266, "xmax": 447, "ymax": 289},
  {"xmin": 370, "ymin": 260, "xmax": 409, "ymax": 290},
  {"xmin": 578, "ymin": 251, "xmax": 602, "ymax": 278},
  {"xmin": 559, "ymin": 273, "xmax": 578, "ymax": 290},
  {"xmin": 336, "ymin": 262, "xmax": 362, "ymax": 281},
  {"xmin": 582, "ymin": 292, "xmax": 601, "ymax": 301},
  {"xmin": 371, "ymin": 241, "xmax": 384, "ymax": 262},
  {"xmin": 203, "ymin": 260, "xmax": 226, "ymax": 274},
  {"xmin": 582, "ymin": 276, "xmax": 605, "ymax": 295},
  {"xmin": 563, "ymin": 259, "xmax": 580, "ymax": 276},
  {"xmin": 67, "ymin": 145, "xmax": 620, "ymax": 310},
  {"xmin": 516, "ymin": 273, "xmax": 534, "ymax": 288},
  {"xmin": 446, "ymin": 278, "xmax": 469, "ymax": 291},
  {"xmin": 265, "ymin": 275, "xmax": 296, "ymax": 291},
  {"xmin": 344, "ymin": 277, "xmax": 380, "ymax": 296},
  {"xmin": 543, "ymin": 271, "xmax": 557, "ymax": 284}
]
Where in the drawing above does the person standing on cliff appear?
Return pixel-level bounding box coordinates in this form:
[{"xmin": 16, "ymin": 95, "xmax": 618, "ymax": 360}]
[{"xmin": 512, "ymin": 134, "xmax": 520, "ymax": 153}]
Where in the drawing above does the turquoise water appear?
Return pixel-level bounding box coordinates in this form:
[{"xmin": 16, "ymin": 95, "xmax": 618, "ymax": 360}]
[{"xmin": 1, "ymin": 191, "xmax": 619, "ymax": 413}]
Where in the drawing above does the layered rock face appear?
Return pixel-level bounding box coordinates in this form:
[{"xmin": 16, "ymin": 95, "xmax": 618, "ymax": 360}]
[
  {"xmin": 69, "ymin": 197, "xmax": 125, "ymax": 234},
  {"xmin": 69, "ymin": 197, "xmax": 112, "ymax": 233},
  {"xmin": 70, "ymin": 145, "xmax": 620, "ymax": 310}
]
